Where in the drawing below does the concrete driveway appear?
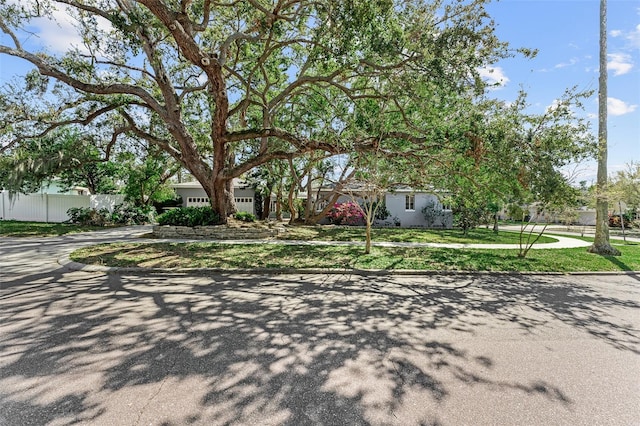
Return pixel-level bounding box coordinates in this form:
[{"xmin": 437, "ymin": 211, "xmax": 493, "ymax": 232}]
[{"xmin": 1, "ymin": 231, "xmax": 639, "ymax": 425}]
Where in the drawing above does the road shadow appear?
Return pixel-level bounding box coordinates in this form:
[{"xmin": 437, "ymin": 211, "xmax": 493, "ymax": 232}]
[{"xmin": 1, "ymin": 270, "xmax": 638, "ymax": 425}]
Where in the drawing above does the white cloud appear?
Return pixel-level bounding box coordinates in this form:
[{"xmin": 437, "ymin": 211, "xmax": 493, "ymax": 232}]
[
  {"xmin": 554, "ymin": 57, "xmax": 579, "ymax": 69},
  {"xmin": 545, "ymin": 99, "xmax": 562, "ymax": 113},
  {"xmin": 628, "ymin": 24, "xmax": 640, "ymax": 48},
  {"xmin": 607, "ymin": 53, "xmax": 634, "ymax": 76},
  {"xmin": 29, "ymin": 5, "xmax": 113, "ymax": 55},
  {"xmin": 545, "ymin": 99, "xmax": 575, "ymax": 117},
  {"xmin": 608, "ymin": 97, "xmax": 638, "ymax": 116},
  {"xmin": 477, "ymin": 66, "xmax": 509, "ymax": 87},
  {"xmin": 607, "ymin": 24, "xmax": 640, "ymax": 49}
]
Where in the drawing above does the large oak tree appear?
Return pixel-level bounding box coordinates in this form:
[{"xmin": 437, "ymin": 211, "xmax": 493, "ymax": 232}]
[{"xmin": 1, "ymin": 0, "xmax": 509, "ymax": 221}]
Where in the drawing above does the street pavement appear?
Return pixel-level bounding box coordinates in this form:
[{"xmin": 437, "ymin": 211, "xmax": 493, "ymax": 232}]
[{"xmin": 0, "ymin": 228, "xmax": 639, "ymax": 425}]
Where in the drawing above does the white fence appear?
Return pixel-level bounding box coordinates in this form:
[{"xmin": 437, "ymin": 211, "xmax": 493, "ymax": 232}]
[{"xmin": 0, "ymin": 191, "xmax": 125, "ymax": 223}]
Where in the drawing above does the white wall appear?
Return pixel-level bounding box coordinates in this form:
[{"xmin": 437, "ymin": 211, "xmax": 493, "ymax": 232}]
[
  {"xmin": 384, "ymin": 193, "xmax": 453, "ymax": 228},
  {"xmin": 0, "ymin": 191, "xmax": 124, "ymax": 223},
  {"xmin": 175, "ymin": 187, "xmax": 256, "ymax": 215}
]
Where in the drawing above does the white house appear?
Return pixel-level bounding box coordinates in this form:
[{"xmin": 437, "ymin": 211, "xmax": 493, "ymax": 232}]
[
  {"xmin": 171, "ymin": 181, "xmax": 453, "ymax": 228},
  {"xmin": 172, "ymin": 180, "xmax": 257, "ymax": 215},
  {"xmin": 382, "ymin": 188, "xmax": 453, "ymax": 228}
]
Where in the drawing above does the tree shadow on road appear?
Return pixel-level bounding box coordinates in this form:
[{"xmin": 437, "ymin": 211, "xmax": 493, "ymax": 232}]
[{"xmin": 0, "ymin": 269, "xmax": 638, "ymax": 425}]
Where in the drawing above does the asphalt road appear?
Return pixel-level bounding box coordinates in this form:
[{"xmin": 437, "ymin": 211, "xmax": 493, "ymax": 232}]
[{"xmin": 1, "ymin": 231, "xmax": 639, "ymax": 425}]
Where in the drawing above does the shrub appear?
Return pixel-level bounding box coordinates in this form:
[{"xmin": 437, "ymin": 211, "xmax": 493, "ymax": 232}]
[
  {"xmin": 234, "ymin": 211, "xmax": 257, "ymax": 222},
  {"xmin": 66, "ymin": 207, "xmax": 109, "ymax": 226},
  {"xmin": 421, "ymin": 201, "xmax": 445, "ymax": 228},
  {"xmin": 110, "ymin": 204, "xmax": 154, "ymax": 225},
  {"xmin": 153, "ymin": 196, "xmax": 183, "ymax": 215},
  {"xmin": 66, "ymin": 204, "xmax": 154, "ymax": 226},
  {"xmin": 609, "ymin": 214, "xmax": 634, "ymax": 228},
  {"xmin": 328, "ymin": 201, "xmax": 365, "ymax": 226},
  {"xmin": 361, "ymin": 200, "xmax": 390, "ymax": 222},
  {"xmin": 156, "ymin": 206, "xmax": 221, "ymax": 227}
]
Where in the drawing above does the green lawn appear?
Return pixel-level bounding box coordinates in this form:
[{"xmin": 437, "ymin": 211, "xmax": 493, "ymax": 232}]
[
  {"xmin": 0, "ymin": 220, "xmax": 115, "ymax": 237},
  {"xmin": 70, "ymin": 239, "xmax": 640, "ymax": 273},
  {"xmin": 279, "ymin": 225, "xmax": 557, "ymax": 244},
  {"xmin": 8, "ymin": 219, "xmax": 638, "ymax": 272}
]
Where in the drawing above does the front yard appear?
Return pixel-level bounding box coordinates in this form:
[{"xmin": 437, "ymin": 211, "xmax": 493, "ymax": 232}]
[
  {"xmin": 278, "ymin": 225, "xmax": 557, "ymax": 244},
  {"xmin": 70, "ymin": 238, "xmax": 640, "ymax": 273}
]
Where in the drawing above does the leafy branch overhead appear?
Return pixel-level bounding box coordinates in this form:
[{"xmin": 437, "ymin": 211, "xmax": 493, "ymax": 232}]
[{"xmin": 0, "ymin": 0, "xmax": 515, "ymax": 219}]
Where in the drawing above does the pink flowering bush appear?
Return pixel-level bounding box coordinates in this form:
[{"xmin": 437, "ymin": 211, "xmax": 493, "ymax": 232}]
[{"xmin": 328, "ymin": 201, "xmax": 365, "ymax": 226}]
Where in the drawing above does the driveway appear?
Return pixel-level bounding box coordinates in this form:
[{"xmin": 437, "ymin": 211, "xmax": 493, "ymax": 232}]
[{"xmin": 1, "ymin": 230, "xmax": 639, "ymax": 425}]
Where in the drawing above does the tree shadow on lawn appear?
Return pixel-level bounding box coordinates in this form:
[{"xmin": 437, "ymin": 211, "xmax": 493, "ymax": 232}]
[
  {"xmin": 0, "ymin": 270, "xmax": 638, "ymax": 425},
  {"xmin": 600, "ymin": 255, "xmax": 640, "ymax": 282}
]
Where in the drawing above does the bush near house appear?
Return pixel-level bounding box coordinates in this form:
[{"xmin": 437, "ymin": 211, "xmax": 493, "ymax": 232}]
[
  {"xmin": 234, "ymin": 211, "xmax": 257, "ymax": 222},
  {"xmin": 327, "ymin": 202, "xmax": 365, "ymax": 226},
  {"xmin": 66, "ymin": 204, "xmax": 153, "ymax": 226},
  {"xmin": 152, "ymin": 196, "xmax": 183, "ymax": 215},
  {"xmin": 156, "ymin": 206, "xmax": 221, "ymax": 227},
  {"xmin": 609, "ymin": 214, "xmax": 634, "ymax": 228}
]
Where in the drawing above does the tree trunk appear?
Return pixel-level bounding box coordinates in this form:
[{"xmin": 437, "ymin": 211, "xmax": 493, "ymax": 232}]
[
  {"xmin": 262, "ymin": 188, "xmax": 272, "ymax": 220},
  {"xmin": 287, "ymin": 183, "xmax": 297, "ymax": 225},
  {"xmin": 305, "ymin": 177, "xmax": 314, "ymax": 223},
  {"xmin": 365, "ymin": 219, "xmax": 372, "ymax": 254},
  {"xmin": 201, "ymin": 177, "xmax": 227, "ymax": 222},
  {"xmin": 589, "ymin": 0, "xmax": 621, "ymax": 256},
  {"xmin": 276, "ymin": 182, "xmax": 283, "ymax": 221}
]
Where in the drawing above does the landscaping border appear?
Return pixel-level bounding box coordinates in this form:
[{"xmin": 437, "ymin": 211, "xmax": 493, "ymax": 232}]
[{"xmin": 151, "ymin": 224, "xmax": 286, "ymax": 240}]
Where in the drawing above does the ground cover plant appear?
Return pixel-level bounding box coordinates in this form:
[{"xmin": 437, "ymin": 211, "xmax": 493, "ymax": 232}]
[
  {"xmin": 0, "ymin": 220, "xmax": 115, "ymax": 237},
  {"xmin": 69, "ymin": 238, "xmax": 640, "ymax": 273}
]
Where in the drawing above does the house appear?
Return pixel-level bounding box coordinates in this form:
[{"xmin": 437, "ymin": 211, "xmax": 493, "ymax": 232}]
[
  {"xmin": 382, "ymin": 188, "xmax": 453, "ymax": 228},
  {"xmin": 172, "ymin": 180, "xmax": 257, "ymax": 215},
  {"xmin": 171, "ymin": 180, "xmax": 453, "ymax": 228}
]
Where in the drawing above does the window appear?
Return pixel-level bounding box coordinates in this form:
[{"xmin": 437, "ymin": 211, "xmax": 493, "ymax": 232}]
[
  {"xmin": 187, "ymin": 197, "xmax": 210, "ymax": 205},
  {"xmin": 405, "ymin": 194, "xmax": 415, "ymax": 211},
  {"xmin": 235, "ymin": 197, "xmax": 253, "ymax": 204}
]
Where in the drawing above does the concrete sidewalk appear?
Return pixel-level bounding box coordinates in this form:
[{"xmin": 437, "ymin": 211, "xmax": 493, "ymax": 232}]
[
  {"xmin": 501, "ymin": 224, "xmax": 640, "ymax": 244},
  {"xmin": 1, "ymin": 225, "xmax": 627, "ymax": 276},
  {"xmin": 47, "ymin": 225, "xmax": 594, "ymax": 274},
  {"xmin": 72, "ymin": 225, "xmax": 594, "ymax": 249}
]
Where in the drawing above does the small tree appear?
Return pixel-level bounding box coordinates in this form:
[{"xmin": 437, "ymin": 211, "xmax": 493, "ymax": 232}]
[
  {"xmin": 421, "ymin": 200, "xmax": 445, "ymax": 228},
  {"xmin": 341, "ymin": 153, "xmax": 398, "ymax": 254},
  {"xmin": 515, "ymin": 173, "xmax": 580, "ymax": 258}
]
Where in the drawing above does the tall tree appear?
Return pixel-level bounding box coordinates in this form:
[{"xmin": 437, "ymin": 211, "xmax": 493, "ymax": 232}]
[
  {"xmin": 589, "ymin": 0, "xmax": 620, "ymax": 255},
  {"xmin": 0, "ymin": 0, "xmax": 510, "ymax": 222},
  {"xmin": 0, "ymin": 127, "xmax": 122, "ymax": 194},
  {"xmin": 436, "ymin": 90, "xmax": 595, "ymax": 249}
]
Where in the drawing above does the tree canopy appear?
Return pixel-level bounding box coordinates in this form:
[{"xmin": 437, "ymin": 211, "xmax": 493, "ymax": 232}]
[{"xmin": 1, "ymin": 0, "xmax": 516, "ymax": 221}]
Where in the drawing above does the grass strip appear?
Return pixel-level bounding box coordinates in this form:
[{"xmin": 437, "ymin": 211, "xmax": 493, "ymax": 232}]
[
  {"xmin": 0, "ymin": 220, "xmax": 117, "ymax": 237},
  {"xmin": 70, "ymin": 240, "xmax": 640, "ymax": 273}
]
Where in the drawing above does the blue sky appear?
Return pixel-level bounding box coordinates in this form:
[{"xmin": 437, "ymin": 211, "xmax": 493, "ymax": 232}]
[
  {"xmin": 1, "ymin": 0, "xmax": 638, "ymax": 184},
  {"xmin": 484, "ymin": 0, "xmax": 640, "ymax": 183}
]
